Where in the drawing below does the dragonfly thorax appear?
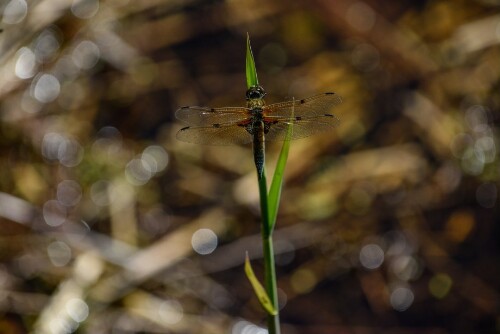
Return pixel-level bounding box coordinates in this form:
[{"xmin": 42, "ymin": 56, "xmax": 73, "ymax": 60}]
[
  {"xmin": 248, "ymin": 99, "xmax": 265, "ymax": 109},
  {"xmin": 240, "ymin": 111, "xmax": 265, "ymax": 135}
]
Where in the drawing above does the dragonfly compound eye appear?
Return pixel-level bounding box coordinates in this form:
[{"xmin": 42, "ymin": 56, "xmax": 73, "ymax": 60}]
[{"xmin": 246, "ymin": 86, "xmax": 266, "ymax": 100}]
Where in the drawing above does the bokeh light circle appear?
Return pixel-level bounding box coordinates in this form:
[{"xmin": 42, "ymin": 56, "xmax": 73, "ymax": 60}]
[
  {"xmin": 359, "ymin": 244, "xmax": 384, "ymax": 269},
  {"xmin": 191, "ymin": 228, "xmax": 218, "ymax": 255}
]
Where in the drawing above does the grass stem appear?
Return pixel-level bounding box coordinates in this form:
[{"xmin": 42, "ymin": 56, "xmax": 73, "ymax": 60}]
[{"xmin": 258, "ymin": 172, "xmax": 281, "ymax": 334}]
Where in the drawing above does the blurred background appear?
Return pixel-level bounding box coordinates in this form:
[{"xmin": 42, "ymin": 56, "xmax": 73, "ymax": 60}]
[{"xmin": 1, "ymin": 0, "xmax": 499, "ymax": 333}]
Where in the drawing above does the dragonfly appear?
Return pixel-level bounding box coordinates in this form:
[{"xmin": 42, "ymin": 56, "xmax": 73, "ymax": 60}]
[{"xmin": 176, "ymin": 85, "xmax": 342, "ymax": 178}]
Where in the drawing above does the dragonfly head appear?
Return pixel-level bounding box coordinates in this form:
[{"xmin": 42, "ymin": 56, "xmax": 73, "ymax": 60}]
[{"xmin": 246, "ymin": 85, "xmax": 266, "ymax": 100}]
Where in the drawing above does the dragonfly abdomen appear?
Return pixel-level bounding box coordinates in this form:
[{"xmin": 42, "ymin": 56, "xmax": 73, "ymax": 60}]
[{"xmin": 252, "ymin": 120, "xmax": 265, "ymax": 178}]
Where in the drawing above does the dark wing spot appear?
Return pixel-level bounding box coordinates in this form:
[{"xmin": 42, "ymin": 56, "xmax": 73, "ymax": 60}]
[
  {"xmin": 324, "ymin": 114, "xmax": 334, "ymax": 117},
  {"xmin": 180, "ymin": 126, "xmax": 190, "ymax": 131},
  {"xmin": 325, "ymin": 92, "xmax": 334, "ymax": 95},
  {"xmin": 237, "ymin": 119, "xmax": 252, "ymax": 126},
  {"xmin": 210, "ymin": 108, "xmax": 216, "ymax": 112},
  {"xmin": 300, "ymin": 99, "xmax": 306, "ymax": 104},
  {"xmin": 212, "ymin": 123, "xmax": 221, "ymax": 128},
  {"xmin": 295, "ymin": 116, "xmax": 302, "ymax": 121},
  {"xmin": 180, "ymin": 106, "xmax": 190, "ymax": 109}
]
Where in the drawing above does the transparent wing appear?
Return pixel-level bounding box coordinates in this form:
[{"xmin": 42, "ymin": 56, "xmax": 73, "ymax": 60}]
[
  {"xmin": 175, "ymin": 93, "xmax": 342, "ymax": 144},
  {"xmin": 176, "ymin": 124, "xmax": 252, "ymax": 145},
  {"xmin": 264, "ymin": 114, "xmax": 340, "ymax": 141},
  {"xmin": 264, "ymin": 93, "xmax": 342, "ymax": 118},
  {"xmin": 176, "ymin": 106, "xmax": 251, "ymax": 126}
]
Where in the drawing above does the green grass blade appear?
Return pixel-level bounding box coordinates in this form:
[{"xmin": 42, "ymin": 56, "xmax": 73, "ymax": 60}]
[
  {"xmin": 244, "ymin": 252, "xmax": 278, "ymax": 315},
  {"xmin": 246, "ymin": 33, "xmax": 259, "ymax": 88},
  {"xmin": 268, "ymin": 100, "xmax": 294, "ymax": 232}
]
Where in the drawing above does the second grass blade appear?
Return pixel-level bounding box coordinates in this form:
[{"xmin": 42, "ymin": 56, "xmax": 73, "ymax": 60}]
[{"xmin": 268, "ymin": 101, "xmax": 294, "ymax": 232}]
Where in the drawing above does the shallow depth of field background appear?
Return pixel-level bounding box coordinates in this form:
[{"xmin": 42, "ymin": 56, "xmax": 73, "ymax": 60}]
[{"xmin": 1, "ymin": 0, "xmax": 499, "ymax": 333}]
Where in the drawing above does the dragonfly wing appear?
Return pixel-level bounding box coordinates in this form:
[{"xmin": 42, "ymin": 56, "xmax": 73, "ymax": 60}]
[
  {"xmin": 265, "ymin": 92, "xmax": 342, "ymax": 118},
  {"xmin": 177, "ymin": 123, "xmax": 253, "ymax": 145},
  {"xmin": 264, "ymin": 114, "xmax": 340, "ymax": 141},
  {"xmin": 176, "ymin": 106, "xmax": 250, "ymax": 126}
]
